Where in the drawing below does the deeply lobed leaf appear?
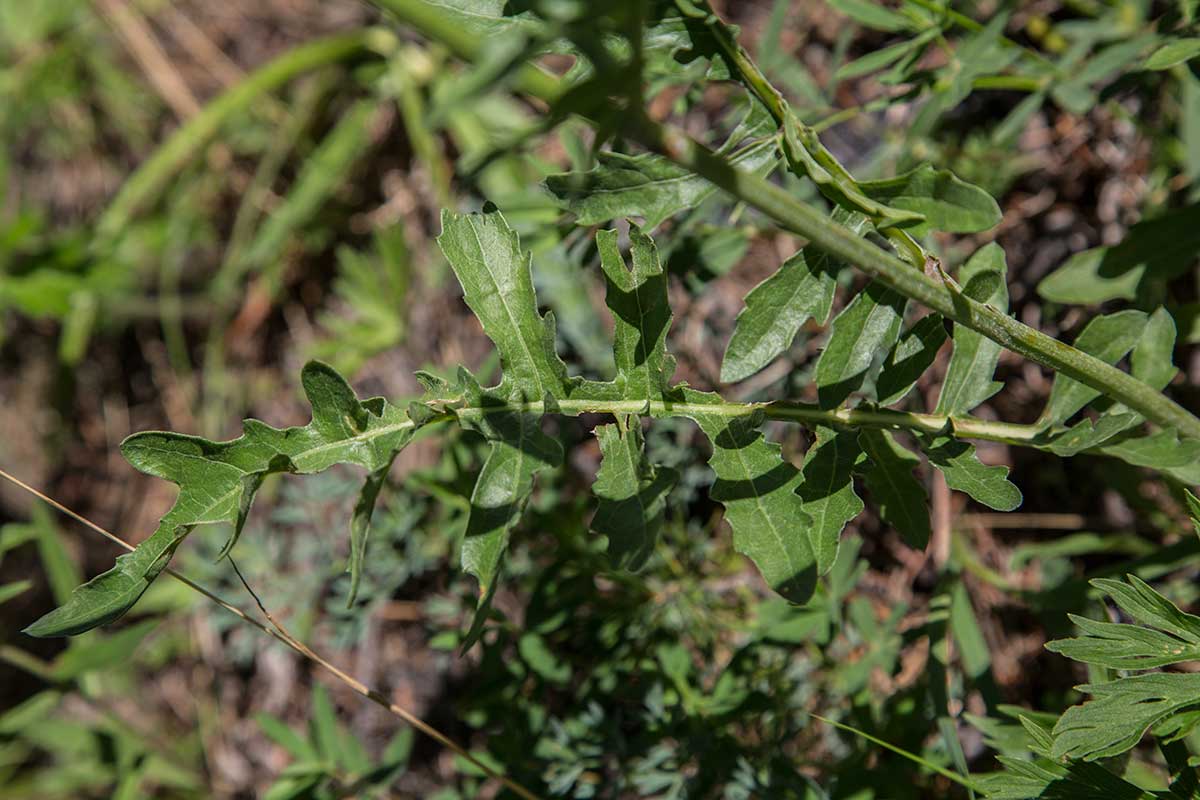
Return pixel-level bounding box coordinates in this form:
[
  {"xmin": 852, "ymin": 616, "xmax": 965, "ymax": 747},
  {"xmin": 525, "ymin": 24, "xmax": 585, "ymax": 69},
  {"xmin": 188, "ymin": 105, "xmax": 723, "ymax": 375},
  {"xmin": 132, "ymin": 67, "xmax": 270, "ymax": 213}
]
[
  {"xmin": 679, "ymin": 390, "xmax": 816, "ymax": 602},
  {"xmin": 591, "ymin": 420, "xmax": 677, "ymax": 571},
  {"xmin": 721, "ymin": 208, "xmax": 870, "ymax": 384},
  {"xmin": 1052, "ymin": 673, "xmax": 1200, "ymax": 761},
  {"xmin": 26, "ymin": 362, "xmax": 426, "ymax": 637}
]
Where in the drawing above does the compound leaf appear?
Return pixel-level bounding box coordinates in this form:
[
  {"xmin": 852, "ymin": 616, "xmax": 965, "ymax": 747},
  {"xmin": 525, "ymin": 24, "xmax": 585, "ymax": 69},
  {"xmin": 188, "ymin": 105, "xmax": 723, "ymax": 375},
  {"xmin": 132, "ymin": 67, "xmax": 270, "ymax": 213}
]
[
  {"xmin": 26, "ymin": 362, "xmax": 423, "ymax": 637},
  {"xmin": 1052, "ymin": 673, "xmax": 1200, "ymax": 761}
]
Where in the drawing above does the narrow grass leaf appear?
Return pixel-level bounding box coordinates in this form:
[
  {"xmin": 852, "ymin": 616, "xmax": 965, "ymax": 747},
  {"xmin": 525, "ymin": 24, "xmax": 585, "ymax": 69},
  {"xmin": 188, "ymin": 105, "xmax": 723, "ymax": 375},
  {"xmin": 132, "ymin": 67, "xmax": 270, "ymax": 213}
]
[{"xmin": 1143, "ymin": 38, "xmax": 1200, "ymax": 71}]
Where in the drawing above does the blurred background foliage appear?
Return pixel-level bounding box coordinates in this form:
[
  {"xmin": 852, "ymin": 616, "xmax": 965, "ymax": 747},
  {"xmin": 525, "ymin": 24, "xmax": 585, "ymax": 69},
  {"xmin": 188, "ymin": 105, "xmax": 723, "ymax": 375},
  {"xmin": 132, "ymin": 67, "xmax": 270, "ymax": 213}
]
[{"xmin": 1, "ymin": 0, "xmax": 1199, "ymax": 797}]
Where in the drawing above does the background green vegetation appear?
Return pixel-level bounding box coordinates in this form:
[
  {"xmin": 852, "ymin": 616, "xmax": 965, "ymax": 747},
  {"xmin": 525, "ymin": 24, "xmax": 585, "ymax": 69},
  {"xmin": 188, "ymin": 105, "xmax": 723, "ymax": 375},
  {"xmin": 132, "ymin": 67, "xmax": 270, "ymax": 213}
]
[{"xmin": 1, "ymin": 0, "xmax": 1200, "ymax": 797}]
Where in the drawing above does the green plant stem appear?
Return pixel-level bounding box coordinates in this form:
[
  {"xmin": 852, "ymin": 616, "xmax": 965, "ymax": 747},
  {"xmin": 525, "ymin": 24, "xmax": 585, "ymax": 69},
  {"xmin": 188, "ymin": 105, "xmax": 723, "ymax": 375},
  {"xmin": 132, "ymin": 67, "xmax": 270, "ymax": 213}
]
[
  {"xmin": 971, "ymin": 74, "xmax": 1047, "ymax": 92},
  {"xmin": 900, "ymin": 0, "xmax": 1060, "ymax": 73},
  {"xmin": 372, "ymin": 0, "xmax": 1200, "ymax": 441},
  {"xmin": 457, "ymin": 398, "xmax": 1041, "ymax": 445},
  {"xmin": 95, "ymin": 29, "xmax": 393, "ymax": 246}
]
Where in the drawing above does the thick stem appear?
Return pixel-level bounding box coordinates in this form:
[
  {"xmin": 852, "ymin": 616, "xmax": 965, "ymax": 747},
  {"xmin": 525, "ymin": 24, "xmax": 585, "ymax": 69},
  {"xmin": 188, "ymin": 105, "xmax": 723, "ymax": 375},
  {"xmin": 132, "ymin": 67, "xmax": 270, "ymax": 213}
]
[{"xmin": 372, "ymin": 0, "xmax": 1200, "ymax": 442}]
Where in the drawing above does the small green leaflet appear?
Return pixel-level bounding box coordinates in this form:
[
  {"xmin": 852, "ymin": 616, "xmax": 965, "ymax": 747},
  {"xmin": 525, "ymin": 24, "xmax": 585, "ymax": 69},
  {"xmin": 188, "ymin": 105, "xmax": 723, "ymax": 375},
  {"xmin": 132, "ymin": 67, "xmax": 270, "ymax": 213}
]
[
  {"xmin": 876, "ymin": 314, "xmax": 947, "ymax": 406},
  {"xmin": 438, "ymin": 206, "xmax": 571, "ymax": 401},
  {"xmin": 591, "ymin": 421, "xmax": 678, "ymax": 571},
  {"xmin": 1037, "ymin": 203, "xmax": 1200, "ymax": 304},
  {"xmin": 1039, "ymin": 310, "xmax": 1148, "ymax": 428},
  {"xmin": 826, "ymin": 0, "xmax": 914, "ymax": 32},
  {"xmin": 797, "ymin": 426, "xmax": 864, "ymax": 573},
  {"xmin": 815, "ymin": 280, "xmax": 906, "ymax": 408},
  {"xmin": 1046, "ymin": 576, "xmax": 1200, "ymax": 670},
  {"xmin": 543, "ymin": 136, "xmax": 779, "ymax": 230},
  {"xmin": 438, "ymin": 208, "xmax": 569, "ymax": 642},
  {"xmin": 26, "ymin": 361, "xmax": 424, "ymax": 637},
  {"xmin": 857, "ymin": 429, "xmax": 930, "ymax": 549},
  {"xmin": 1052, "ymin": 673, "xmax": 1200, "ymax": 761},
  {"xmin": 679, "ymin": 390, "xmax": 816, "ymax": 602},
  {"xmin": 936, "ymin": 243, "xmax": 1008, "ymax": 417},
  {"xmin": 921, "ymin": 436, "xmax": 1021, "ymax": 512},
  {"xmin": 595, "ymin": 226, "xmax": 676, "ymax": 399},
  {"xmin": 857, "ymin": 163, "xmax": 1002, "ymax": 234},
  {"xmin": 1144, "ymin": 38, "xmax": 1200, "ymax": 71},
  {"xmin": 720, "ymin": 208, "xmax": 870, "ymax": 384}
]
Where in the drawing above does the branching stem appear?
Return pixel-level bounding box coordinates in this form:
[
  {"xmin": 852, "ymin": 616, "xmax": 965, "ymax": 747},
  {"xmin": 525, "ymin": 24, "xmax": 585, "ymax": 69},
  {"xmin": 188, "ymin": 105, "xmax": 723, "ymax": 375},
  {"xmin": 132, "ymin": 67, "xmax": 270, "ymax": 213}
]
[{"xmin": 372, "ymin": 0, "xmax": 1200, "ymax": 442}]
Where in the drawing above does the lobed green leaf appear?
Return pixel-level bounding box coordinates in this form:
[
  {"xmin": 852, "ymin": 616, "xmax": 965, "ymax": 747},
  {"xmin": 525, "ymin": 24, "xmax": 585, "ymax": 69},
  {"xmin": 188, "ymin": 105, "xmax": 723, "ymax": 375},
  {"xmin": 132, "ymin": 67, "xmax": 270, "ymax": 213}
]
[
  {"xmin": 1039, "ymin": 310, "xmax": 1148, "ymax": 428},
  {"xmin": 815, "ymin": 281, "xmax": 906, "ymax": 409},
  {"xmin": 544, "ymin": 137, "xmax": 778, "ymax": 230},
  {"xmin": 797, "ymin": 426, "xmax": 865, "ymax": 573},
  {"xmin": 876, "ymin": 313, "xmax": 947, "ymax": 406},
  {"xmin": 1052, "ymin": 673, "xmax": 1200, "ymax": 761},
  {"xmin": 591, "ymin": 420, "xmax": 677, "ymax": 571},
  {"xmin": 857, "ymin": 429, "xmax": 930, "ymax": 549},
  {"xmin": 935, "ymin": 243, "xmax": 1009, "ymax": 417},
  {"xmin": 1037, "ymin": 203, "xmax": 1200, "ymax": 304},
  {"xmin": 921, "ymin": 436, "xmax": 1021, "ymax": 512},
  {"xmin": 721, "ymin": 208, "xmax": 870, "ymax": 384},
  {"xmin": 680, "ymin": 390, "xmax": 816, "ymax": 602},
  {"xmin": 25, "ymin": 362, "xmax": 425, "ymax": 637},
  {"xmin": 857, "ymin": 163, "xmax": 1002, "ymax": 234}
]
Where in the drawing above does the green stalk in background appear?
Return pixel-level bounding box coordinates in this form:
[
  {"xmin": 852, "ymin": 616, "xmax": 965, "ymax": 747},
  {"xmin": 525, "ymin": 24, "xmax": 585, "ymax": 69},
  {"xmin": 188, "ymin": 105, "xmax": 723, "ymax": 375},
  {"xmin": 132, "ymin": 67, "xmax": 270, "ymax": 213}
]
[{"xmin": 94, "ymin": 29, "xmax": 395, "ymax": 247}]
